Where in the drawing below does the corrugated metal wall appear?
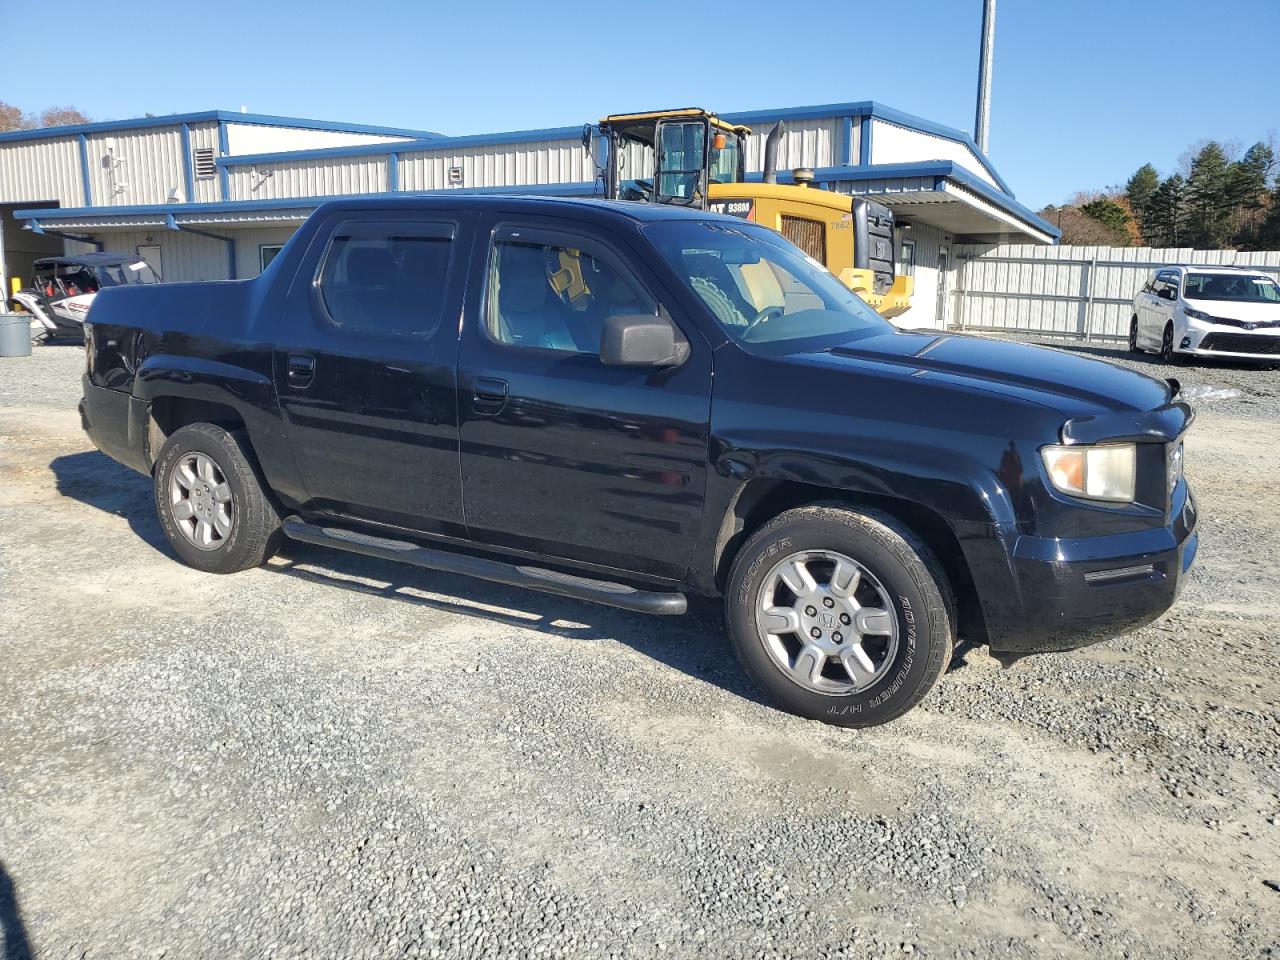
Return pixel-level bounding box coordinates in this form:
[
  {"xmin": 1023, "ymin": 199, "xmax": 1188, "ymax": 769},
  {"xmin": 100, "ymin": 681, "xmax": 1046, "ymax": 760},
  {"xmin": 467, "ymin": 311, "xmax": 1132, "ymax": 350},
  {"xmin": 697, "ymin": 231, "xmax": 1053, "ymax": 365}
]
[
  {"xmin": 952, "ymin": 244, "xmax": 1280, "ymax": 339},
  {"xmin": 743, "ymin": 117, "xmax": 841, "ymax": 172},
  {"xmin": 397, "ymin": 138, "xmax": 593, "ymax": 192},
  {"xmin": 65, "ymin": 229, "xmax": 231, "ymax": 282},
  {"xmin": 226, "ymin": 155, "xmax": 389, "ymax": 201},
  {"xmin": 189, "ymin": 121, "xmax": 223, "ymax": 203},
  {"xmin": 86, "ymin": 126, "xmax": 187, "ymax": 205},
  {"xmin": 0, "ymin": 136, "xmax": 83, "ymax": 205},
  {"xmin": 233, "ymin": 226, "xmax": 301, "ymax": 278}
]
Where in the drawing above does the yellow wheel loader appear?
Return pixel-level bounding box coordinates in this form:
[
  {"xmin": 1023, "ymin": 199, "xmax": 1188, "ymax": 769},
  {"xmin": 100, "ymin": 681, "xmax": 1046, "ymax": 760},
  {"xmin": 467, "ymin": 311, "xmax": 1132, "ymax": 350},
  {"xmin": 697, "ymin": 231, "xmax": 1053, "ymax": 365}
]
[{"xmin": 589, "ymin": 108, "xmax": 912, "ymax": 317}]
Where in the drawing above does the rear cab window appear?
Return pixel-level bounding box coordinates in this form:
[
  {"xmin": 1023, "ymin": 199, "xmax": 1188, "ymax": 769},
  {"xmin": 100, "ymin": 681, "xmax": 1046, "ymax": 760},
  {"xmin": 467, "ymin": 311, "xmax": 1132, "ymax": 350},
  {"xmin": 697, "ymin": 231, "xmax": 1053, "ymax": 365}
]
[{"xmin": 317, "ymin": 220, "xmax": 456, "ymax": 337}]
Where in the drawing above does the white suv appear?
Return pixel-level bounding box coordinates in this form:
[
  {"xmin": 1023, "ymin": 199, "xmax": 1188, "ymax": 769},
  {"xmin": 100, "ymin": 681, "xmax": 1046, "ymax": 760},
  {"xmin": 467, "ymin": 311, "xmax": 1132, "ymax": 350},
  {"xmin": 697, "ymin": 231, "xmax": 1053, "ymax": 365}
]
[{"xmin": 1130, "ymin": 265, "xmax": 1280, "ymax": 362}]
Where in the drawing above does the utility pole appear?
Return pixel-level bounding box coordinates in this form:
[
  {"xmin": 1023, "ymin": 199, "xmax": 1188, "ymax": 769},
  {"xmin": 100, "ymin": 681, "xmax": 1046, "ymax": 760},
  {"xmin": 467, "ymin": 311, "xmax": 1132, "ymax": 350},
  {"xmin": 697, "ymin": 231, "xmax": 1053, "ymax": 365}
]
[{"xmin": 974, "ymin": 0, "xmax": 996, "ymax": 154}]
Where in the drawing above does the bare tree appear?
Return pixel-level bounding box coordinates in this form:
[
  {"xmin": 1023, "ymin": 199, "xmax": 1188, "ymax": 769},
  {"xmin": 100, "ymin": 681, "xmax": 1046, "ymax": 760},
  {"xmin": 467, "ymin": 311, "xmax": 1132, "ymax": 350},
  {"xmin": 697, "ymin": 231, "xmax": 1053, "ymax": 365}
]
[
  {"xmin": 0, "ymin": 102, "xmax": 93, "ymax": 132},
  {"xmin": 0, "ymin": 101, "xmax": 28, "ymax": 133},
  {"xmin": 36, "ymin": 106, "xmax": 92, "ymax": 128}
]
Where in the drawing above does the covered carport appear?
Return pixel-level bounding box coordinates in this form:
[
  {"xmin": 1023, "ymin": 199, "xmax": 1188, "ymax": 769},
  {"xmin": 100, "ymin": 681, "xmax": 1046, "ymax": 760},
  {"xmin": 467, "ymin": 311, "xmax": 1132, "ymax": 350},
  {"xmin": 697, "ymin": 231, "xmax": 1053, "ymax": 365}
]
[{"xmin": 1, "ymin": 202, "xmax": 66, "ymax": 304}]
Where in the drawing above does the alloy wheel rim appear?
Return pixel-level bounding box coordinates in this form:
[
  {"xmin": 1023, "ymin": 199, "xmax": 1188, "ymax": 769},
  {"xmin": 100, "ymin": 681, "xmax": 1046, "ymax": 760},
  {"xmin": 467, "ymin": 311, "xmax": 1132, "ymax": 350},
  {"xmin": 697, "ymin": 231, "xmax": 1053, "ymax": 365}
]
[
  {"xmin": 168, "ymin": 451, "xmax": 234, "ymax": 550},
  {"xmin": 755, "ymin": 549, "xmax": 900, "ymax": 695}
]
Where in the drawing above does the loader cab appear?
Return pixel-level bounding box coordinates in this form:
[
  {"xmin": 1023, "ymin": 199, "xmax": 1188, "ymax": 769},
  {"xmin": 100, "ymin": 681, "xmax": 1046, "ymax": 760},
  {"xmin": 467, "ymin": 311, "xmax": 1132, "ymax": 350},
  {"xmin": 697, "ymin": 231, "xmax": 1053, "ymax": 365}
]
[{"xmin": 595, "ymin": 109, "xmax": 749, "ymax": 210}]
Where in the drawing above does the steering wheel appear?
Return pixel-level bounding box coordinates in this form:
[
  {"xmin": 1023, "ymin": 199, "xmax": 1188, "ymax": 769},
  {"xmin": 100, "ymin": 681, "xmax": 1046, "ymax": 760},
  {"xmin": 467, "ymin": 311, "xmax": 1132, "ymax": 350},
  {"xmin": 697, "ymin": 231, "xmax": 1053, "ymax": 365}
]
[{"xmin": 741, "ymin": 305, "xmax": 784, "ymax": 341}]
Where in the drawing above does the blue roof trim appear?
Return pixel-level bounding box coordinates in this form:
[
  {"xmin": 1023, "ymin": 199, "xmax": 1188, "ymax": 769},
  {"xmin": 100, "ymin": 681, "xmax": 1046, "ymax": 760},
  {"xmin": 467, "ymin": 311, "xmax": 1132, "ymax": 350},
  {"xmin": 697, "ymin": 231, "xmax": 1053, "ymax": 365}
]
[
  {"xmin": 13, "ymin": 182, "xmax": 600, "ymax": 221},
  {"xmin": 0, "ymin": 109, "xmax": 439, "ymax": 144},
  {"xmin": 719, "ymin": 101, "xmax": 876, "ymax": 124},
  {"xmin": 77, "ymin": 134, "xmax": 92, "ymax": 207},
  {"xmin": 180, "ymin": 123, "xmax": 195, "ymax": 203}
]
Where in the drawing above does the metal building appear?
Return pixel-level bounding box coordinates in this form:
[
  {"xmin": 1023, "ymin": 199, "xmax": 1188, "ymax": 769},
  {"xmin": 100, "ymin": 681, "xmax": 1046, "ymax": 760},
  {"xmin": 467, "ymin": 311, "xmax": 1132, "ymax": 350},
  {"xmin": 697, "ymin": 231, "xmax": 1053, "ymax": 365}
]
[{"xmin": 0, "ymin": 101, "xmax": 1059, "ymax": 329}]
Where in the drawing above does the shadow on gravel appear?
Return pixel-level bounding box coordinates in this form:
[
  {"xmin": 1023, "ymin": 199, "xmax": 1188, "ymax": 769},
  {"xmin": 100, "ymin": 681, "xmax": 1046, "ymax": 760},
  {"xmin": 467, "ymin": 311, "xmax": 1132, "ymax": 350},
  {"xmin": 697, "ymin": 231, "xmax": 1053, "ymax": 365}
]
[
  {"xmin": 270, "ymin": 540, "xmax": 773, "ymax": 710},
  {"xmin": 0, "ymin": 862, "xmax": 33, "ymax": 960},
  {"xmin": 49, "ymin": 450, "xmax": 171, "ymax": 557}
]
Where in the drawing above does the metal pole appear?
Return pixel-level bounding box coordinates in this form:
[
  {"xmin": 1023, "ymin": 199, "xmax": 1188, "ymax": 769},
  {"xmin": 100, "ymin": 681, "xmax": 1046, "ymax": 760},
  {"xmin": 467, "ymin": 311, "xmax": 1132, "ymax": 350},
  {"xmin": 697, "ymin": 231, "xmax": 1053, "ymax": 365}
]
[
  {"xmin": 974, "ymin": 0, "xmax": 996, "ymax": 153},
  {"xmin": 1082, "ymin": 258, "xmax": 1097, "ymax": 341}
]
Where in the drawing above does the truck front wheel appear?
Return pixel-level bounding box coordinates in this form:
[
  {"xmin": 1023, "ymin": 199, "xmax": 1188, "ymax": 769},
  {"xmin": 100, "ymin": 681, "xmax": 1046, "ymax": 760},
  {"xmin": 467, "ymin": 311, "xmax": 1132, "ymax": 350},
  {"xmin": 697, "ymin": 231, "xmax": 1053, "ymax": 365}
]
[
  {"xmin": 153, "ymin": 423, "xmax": 281, "ymax": 574},
  {"xmin": 725, "ymin": 505, "xmax": 953, "ymax": 728}
]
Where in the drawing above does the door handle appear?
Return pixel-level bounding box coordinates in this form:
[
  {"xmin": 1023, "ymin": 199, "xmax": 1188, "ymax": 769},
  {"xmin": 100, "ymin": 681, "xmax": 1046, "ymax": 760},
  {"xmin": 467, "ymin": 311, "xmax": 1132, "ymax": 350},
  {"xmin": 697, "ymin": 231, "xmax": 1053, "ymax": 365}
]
[
  {"xmin": 472, "ymin": 377, "xmax": 508, "ymax": 412},
  {"xmin": 287, "ymin": 354, "xmax": 316, "ymax": 388}
]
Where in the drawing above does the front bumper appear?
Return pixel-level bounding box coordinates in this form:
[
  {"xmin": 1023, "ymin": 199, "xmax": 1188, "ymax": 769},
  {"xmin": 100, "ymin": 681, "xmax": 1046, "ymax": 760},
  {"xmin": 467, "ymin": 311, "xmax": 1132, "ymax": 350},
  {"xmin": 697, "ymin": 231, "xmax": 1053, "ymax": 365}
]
[
  {"xmin": 981, "ymin": 483, "xmax": 1198, "ymax": 655},
  {"xmin": 1179, "ymin": 325, "xmax": 1280, "ymax": 360}
]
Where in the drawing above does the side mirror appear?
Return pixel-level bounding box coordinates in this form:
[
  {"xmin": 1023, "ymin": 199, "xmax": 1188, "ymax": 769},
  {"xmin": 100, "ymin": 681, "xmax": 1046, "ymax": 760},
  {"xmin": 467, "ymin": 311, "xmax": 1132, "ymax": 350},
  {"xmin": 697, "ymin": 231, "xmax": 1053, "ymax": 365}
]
[
  {"xmin": 1159, "ymin": 287, "xmax": 1177, "ymax": 301},
  {"xmin": 600, "ymin": 314, "xmax": 688, "ymax": 367}
]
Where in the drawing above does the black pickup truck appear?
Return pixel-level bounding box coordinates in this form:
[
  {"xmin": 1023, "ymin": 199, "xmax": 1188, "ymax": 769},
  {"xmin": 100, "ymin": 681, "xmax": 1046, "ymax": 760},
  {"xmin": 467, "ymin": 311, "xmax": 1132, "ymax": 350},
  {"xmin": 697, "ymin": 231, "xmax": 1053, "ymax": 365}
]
[{"xmin": 80, "ymin": 196, "xmax": 1198, "ymax": 727}]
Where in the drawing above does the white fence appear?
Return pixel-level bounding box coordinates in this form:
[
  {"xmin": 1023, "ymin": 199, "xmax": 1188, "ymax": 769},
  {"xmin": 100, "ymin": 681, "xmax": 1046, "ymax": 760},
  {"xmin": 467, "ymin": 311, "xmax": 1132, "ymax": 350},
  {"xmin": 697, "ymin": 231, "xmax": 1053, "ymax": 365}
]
[{"xmin": 951, "ymin": 244, "xmax": 1280, "ymax": 341}]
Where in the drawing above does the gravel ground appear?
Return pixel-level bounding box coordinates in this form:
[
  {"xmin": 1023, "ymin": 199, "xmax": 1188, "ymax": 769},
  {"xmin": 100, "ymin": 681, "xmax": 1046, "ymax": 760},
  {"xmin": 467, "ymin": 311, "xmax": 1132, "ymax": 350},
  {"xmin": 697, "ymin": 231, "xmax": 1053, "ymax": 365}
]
[{"xmin": 1, "ymin": 340, "xmax": 1277, "ymax": 959}]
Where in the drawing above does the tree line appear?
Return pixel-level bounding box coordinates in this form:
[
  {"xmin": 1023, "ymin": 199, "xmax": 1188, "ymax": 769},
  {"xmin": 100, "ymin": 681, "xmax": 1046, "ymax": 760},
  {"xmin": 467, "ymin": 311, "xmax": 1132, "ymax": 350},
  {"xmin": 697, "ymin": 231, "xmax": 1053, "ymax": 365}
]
[
  {"xmin": 0, "ymin": 101, "xmax": 92, "ymax": 133},
  {"xmin": 1039, "ymin": 138, "xmax": 1280, "ymax": 250}
]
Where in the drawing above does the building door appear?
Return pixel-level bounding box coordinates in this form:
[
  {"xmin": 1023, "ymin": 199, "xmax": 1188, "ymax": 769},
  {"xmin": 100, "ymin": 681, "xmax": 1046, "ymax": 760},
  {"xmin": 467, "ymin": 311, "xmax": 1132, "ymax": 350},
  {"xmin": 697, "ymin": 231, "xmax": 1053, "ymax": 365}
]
[
  {"xmin": 936, "ymin": 246, "xmax": 950, "ymax": 328},
  {"xmin": 136, "ymin": 244, "xmax": 163, "ymax": 281}
]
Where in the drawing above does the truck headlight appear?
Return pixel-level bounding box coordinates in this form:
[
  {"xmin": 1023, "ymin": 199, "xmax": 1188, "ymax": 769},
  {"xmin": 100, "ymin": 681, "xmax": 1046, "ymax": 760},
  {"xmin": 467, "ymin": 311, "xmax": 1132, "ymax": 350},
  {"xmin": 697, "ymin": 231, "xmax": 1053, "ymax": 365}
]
[{"xmin": 1041, "ymin": 443, "xmax": 1136, "ymax": 503}]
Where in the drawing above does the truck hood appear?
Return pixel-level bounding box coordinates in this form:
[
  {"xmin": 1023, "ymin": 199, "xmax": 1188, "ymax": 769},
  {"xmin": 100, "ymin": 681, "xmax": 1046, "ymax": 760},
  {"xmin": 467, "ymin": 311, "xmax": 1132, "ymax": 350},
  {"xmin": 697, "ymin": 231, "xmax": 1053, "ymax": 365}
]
[{"xmin": 819, "ymin": 330, "xmax": 1174, "ymax": 418}]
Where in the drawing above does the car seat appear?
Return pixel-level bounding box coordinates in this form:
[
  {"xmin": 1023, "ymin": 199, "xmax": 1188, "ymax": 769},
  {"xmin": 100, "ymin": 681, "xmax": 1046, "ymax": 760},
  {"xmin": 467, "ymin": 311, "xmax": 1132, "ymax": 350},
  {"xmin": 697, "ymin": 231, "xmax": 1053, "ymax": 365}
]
[{"xmin": 495, "ymin": 244, "xmax": 575, "ymax": 350}]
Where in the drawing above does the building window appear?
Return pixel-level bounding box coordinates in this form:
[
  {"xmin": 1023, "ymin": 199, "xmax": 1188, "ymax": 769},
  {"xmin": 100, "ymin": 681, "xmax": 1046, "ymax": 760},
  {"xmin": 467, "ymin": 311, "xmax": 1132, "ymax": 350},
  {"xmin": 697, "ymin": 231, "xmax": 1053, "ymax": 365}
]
[
  {"xmin": 259, "ymin": 244, "xmax": 284, "ymax": 272},
  {"xmin": 897, "ymin": 238, "xmax": 916, "ymax": 277},
  {"xmin": 193, "ymin": 147, "xmax": 217, "ymax": 180}
]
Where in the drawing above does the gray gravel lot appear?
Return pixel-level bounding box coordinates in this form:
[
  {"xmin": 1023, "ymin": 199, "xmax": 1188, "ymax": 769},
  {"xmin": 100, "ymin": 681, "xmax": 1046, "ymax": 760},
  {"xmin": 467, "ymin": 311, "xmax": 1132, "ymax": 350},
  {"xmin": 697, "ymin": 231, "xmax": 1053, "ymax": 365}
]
[{"xmin": 1, "ymin": 340, "xmax": 1278, "ymax": 959}]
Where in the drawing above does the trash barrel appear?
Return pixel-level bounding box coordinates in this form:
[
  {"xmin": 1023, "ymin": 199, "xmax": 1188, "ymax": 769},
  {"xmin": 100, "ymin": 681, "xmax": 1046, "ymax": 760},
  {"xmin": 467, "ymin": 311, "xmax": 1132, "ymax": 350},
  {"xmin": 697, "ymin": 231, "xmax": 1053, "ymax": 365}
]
[{"xmin": 0, "ymin": 313, "xmax": 34, "ymax": 357}]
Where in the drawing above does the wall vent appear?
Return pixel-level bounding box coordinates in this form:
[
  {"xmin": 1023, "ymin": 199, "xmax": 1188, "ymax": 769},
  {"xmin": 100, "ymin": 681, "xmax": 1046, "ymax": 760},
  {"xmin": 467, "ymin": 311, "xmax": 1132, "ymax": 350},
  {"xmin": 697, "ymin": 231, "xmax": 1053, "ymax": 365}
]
[
  {"xmin": 193, "ymin": 147, "xmax": 217, "ymax": 179},
  {"xmin": 448, "ymin": 166, "xmax": 463, "ymax": 185}
]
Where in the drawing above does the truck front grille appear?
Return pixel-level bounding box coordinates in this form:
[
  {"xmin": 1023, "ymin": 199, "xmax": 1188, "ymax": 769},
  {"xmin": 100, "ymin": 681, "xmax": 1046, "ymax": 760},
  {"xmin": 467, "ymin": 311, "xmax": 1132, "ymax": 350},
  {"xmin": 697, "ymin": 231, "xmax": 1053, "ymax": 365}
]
[
  {"xmin": 780, "ymin": 216, "xmax": 825, "ymax": 263},
  {"xmin": 1199, "ymin": 333, "xmax": 1280, "ymax": 355}
]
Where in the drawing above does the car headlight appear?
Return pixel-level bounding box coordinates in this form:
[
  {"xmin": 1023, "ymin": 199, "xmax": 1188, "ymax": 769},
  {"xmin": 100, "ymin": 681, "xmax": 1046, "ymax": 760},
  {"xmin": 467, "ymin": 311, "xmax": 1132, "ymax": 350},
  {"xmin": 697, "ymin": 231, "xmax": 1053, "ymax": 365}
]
[
  {"xmin": 1041, "ymin": 443, "xmax": 1137, "ymax": 503},
  {"xmin": 1167, "ymin": 442, "xmax": 1184, "ymax": 500},
  {"xmin": 1183, "ymin": 306, "xmax": 1222, "ymax": 324}
]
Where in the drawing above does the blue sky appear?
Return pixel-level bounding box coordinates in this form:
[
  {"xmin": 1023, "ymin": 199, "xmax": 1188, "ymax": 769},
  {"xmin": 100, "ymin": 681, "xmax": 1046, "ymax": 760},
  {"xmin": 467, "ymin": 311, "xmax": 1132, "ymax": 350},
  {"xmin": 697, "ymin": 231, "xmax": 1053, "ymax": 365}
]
[{"xmin": 3, "ymin": 0, "xmax": 1277, "ymax": 209}]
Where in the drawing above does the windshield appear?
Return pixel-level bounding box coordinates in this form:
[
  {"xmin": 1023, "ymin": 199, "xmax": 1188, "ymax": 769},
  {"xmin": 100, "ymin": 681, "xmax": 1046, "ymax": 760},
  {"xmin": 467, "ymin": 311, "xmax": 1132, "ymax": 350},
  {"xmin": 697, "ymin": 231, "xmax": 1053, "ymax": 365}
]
[
  {"xmin": 643, "ymin": 219, "xmax": 892, "ymax": 355},
  {"xmin": 1184, "ymin": 273, "xmax": 1280, "ymax": 303}
]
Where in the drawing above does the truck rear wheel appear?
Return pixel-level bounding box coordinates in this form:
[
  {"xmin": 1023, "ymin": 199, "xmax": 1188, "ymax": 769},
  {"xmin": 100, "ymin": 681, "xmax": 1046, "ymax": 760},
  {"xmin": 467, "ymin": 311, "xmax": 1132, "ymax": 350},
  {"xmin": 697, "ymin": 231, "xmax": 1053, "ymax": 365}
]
[
  {"xmin": 725, "ymin": 504, "xmax": 952, "ymax": 728},
  {"xmin": 153, "ymin": 423, "xmax": 281, "ymax": 574}
]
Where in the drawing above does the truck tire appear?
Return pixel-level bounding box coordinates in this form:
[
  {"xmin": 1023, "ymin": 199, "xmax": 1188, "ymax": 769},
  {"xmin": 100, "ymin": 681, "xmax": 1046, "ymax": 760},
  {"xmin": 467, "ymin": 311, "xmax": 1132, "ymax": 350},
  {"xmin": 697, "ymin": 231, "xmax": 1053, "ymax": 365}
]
[
  {"xmin": 725, "ymin": 504, "xmax": 953, "ymax": 728},
  {"xmin": 153, "ymin": 423, "xmax": 281, "ymax": 574}
]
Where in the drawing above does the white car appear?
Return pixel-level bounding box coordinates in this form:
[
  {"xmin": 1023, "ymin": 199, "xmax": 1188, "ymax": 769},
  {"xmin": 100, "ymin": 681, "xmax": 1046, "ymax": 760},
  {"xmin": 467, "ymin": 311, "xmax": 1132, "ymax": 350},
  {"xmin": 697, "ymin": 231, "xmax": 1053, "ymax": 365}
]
[{"xmin": 1129, "ymin": 265, "xmax": 1280, "ymax": 362}]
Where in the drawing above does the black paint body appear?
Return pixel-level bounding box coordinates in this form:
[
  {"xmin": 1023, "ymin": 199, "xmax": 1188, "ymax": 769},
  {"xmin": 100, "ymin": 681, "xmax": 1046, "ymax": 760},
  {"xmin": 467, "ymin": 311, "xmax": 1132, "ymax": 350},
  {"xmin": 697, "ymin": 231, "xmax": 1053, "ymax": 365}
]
[{"xmin": 79, "ymin": 196, "xmax": 1198, "ymax": 656}]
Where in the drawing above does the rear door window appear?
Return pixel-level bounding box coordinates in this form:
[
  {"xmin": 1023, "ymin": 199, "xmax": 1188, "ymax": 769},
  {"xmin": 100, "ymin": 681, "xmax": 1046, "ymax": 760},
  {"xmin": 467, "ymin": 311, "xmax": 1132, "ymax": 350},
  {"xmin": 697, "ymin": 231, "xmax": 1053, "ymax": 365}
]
[{"xmin": 317, "ymin": 221, "xmax": 456, "ymax": 337}]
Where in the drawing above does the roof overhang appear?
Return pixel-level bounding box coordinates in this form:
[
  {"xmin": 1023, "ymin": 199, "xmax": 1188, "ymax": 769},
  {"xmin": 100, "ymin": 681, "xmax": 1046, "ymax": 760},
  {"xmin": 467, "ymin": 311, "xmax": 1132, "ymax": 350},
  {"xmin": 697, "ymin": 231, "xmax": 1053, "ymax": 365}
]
[{"xmin": 754, "ymin": 162, "xmax": 1060, "ymax": 244}]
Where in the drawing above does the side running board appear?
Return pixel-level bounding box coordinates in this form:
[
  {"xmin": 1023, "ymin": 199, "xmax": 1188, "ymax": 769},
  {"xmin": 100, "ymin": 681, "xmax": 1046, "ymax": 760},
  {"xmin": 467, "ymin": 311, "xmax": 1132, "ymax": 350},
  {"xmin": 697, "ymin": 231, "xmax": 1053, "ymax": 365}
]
[{"xmin": 281, "ymin": 516, "xmax": 688, "ymax": 616}]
